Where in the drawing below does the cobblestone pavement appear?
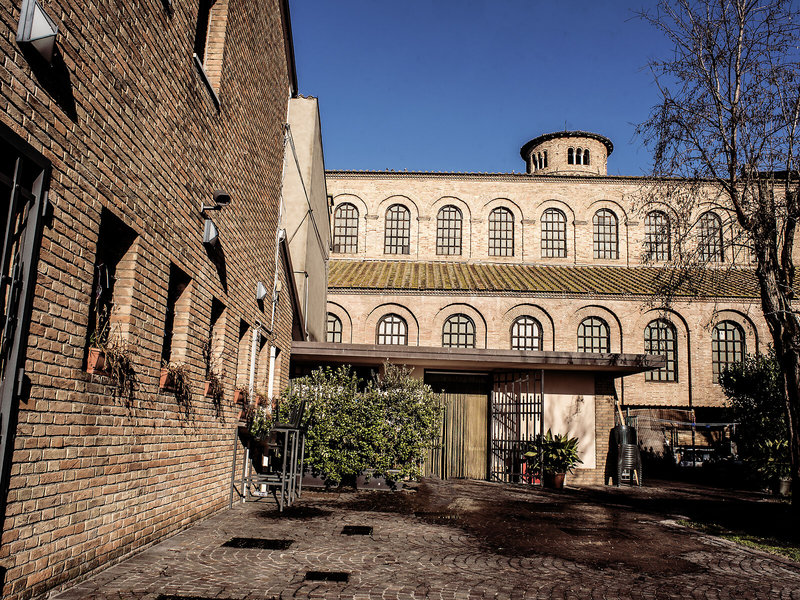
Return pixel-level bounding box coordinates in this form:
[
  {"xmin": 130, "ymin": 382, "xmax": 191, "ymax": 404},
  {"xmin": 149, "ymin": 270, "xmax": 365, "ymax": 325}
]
[{"xmin": 54, "ymin": 479, "xmax": 800, "ymax": 600}]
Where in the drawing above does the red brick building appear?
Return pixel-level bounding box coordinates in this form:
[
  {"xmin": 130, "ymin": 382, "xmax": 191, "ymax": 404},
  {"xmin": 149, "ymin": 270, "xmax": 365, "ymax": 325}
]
[{"xmin": 0, "ymin": 1, "xmax": 319, "ymax": 598}]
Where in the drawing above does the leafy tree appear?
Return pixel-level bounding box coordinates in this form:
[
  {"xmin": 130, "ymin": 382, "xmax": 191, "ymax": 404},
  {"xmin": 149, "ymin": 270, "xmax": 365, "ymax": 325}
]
[
  {"xmin": 280, "ymin": 363, "xmax": 442, "ymax": 487},
  {"xmin": 638, "ymin": 0, "xmax": 800, "ymax": 509}
]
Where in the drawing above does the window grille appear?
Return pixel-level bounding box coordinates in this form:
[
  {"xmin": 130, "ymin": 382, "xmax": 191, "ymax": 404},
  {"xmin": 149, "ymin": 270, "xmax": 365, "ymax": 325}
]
[
  {"xmin": 442, "ymin": 314, "xmax": 475, "ymax": 348},
  {"xmin": 376, "ymin": 313, "xmax": 408, "ymax": 345},
  {"xmin": 645, "ymin": 211, "xmax": 671, "ymax": 261},
  {"xmin": 644, "ymin": 320, "xmax": 677, "ymax": 382},
  {"xmin": 698, "ymin": 211, "xmax": 724, "ymax": 262},
  {"xmin": 511, "ymin": 316, "xmax": 542, "ymax": 350},
  {"xmin": 384, "ymin": 204, "xmax": 411, "ymax": 254},
  {"xmin": 326, "ymin": 313, "xmax": 342, "ymax": 343},
  {"xmin": 577, "ymin": 317, "xmax": 610, "ymax": 353},
  {"xmin": 488, "ymin": 207, "xmax": 514, "ymax": 256},
  {"xmin": 436, "ymin": 205, "xmax": 462, "ymax": 256},
  {"xmin": 712, "ymin": 321, "xmax": 745, "ymax": 381},
  {"xmin": 541, "ymin": 208, "xmax": 567, "ymax": 258},
  {"xmin": 333, "ymin": 203, "xmax": 358, "ymax": 253},
  {"xmin": 593, "ymin": 209, "xmax": 618, "ymax": 259}
]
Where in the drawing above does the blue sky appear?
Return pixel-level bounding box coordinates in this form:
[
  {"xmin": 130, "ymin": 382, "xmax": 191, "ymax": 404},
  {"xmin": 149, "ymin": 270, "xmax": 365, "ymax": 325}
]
[{"xmin": 290, "ymin": 1, "xmax": 668, "ymax": 176}]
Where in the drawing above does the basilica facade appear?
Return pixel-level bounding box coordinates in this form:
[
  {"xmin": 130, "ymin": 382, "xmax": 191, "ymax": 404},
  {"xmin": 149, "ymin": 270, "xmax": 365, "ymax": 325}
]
[{"xmin": 323, "ymin": 131, "xmax": 770, "ymax": 419}]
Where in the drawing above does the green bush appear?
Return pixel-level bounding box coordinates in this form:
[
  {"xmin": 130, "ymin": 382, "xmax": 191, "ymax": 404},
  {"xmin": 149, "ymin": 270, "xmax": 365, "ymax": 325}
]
[
  {"xmin": 719, "ymin": 351, "xmax": 790, "ymax": 485},
  {"xmin": 280, "ymin": 363, "xmax": 443, "ymax": 487}
]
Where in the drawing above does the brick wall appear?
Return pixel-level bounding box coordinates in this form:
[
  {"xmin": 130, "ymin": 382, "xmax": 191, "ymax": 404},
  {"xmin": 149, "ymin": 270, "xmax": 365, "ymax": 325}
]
[{"xmin": 0, "ymin": 0, "xmax": 295, "ymax": 598}]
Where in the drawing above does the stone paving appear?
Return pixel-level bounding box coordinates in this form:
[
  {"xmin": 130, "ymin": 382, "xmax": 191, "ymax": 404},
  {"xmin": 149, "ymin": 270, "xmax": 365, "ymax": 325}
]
[{"xmin": 53, "ymin": 479, "xmax": 800, "ymax": 600}]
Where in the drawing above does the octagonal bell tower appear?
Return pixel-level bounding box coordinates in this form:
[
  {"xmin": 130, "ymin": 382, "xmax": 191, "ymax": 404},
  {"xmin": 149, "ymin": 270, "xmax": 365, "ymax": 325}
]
[{"xmin": 520, "ymin": 131, "xmax": 613, "ymax": 176}]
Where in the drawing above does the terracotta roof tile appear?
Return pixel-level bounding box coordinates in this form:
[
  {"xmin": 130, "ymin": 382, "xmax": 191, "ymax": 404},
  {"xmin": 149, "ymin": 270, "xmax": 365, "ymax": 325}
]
[{"xmin": 328, "ymin": 260, "xmax": 762, "ymax": 298}]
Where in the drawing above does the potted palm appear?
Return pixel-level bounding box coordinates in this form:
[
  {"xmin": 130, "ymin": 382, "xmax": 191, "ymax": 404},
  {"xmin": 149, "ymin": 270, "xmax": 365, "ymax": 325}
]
[{"xmin": 524, "ymin": 429, "xmax": 582, "ymax": 489}]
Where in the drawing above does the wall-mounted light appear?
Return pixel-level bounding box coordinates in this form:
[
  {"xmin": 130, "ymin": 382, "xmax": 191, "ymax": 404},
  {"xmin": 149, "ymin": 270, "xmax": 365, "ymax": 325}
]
[
  {"xmin": 202, "ymin": 219, "xmax": 218, "ymax": 247},
  {"xmin": 200, "ymin": 190, "xmax": 231, "ymax": 214},
  {"xmin": 256, "ymin": 281, "xmax": 268, "ymax": 302},
  {"xmin": 17, "ymin": 0, "xmax": 59, "ymax": 63}
]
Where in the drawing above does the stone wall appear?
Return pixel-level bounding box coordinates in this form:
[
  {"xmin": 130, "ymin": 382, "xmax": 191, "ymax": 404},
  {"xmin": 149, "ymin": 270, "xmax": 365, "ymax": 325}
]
[{"xmin": 0, "ymin": 0, "xmax": 295, "ymax": 598}]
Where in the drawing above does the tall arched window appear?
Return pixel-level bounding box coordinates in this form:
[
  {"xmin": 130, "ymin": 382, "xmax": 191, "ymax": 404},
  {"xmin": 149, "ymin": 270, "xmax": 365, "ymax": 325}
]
[
  {"xmin": 577, "ymin": 317, "xmax": 610, "ymax": 353},
  {"xmin": 593, "ymin": 209, "xmax": 619, "ymax": 259},
  {"xmin": 645, "ymin": 211, "xmax": 671, "ymax": 261},
  {"xmin": 442, "ymin": 314, "xmax": 475, "ymax": 348},
  {"xmin": 644, "ymin": 320, "xmax": 677, "ymax": 382},
  {"xmin": 332, "ymin": 203, "xmax": 358, "ymax": 253},
  {"xmin": 436, "ymin": 205, "xmax": 462, "ymax": 255},
  {"xmin": 584, "ymin": 149, "xmax": 590, "ymax": 165},
  {"xmin": 384, "ymin": 204, "xmax": 411, "ymax": 255},
  {"xmin": 376, "ymin": 313, "xmax": 408, "ymax": 345},
  {"xmin": 712, "ymin": 321, "xmax": 745, "ymax": 381},
  {"xmin": 698, "ymin": 211, "xmax": 724, "ymax": 262},
  {"xmin": 567, "ymin": 147, "xmax": 574, "ymax": 164},
  {"xmin": 541, "ymin": 208, "xmax": 567, "ymax": 258},
  {"xmin": 543, "ymin": 150, "xmax": 548, "ymax": 167},
  {"xmin": 576, "ymin": 147, "xmax": 583, "ymax": 165},
  {"xmin": 489, "ymin": 207, "xmax": 514, "ymax": 256},
  {"xmin": 511, "ymin": 316, "xmax": 542, "ymax": 351},
  {"xmin": 326, "ymin": 313, "xmax": 342, "ymax": 343}
]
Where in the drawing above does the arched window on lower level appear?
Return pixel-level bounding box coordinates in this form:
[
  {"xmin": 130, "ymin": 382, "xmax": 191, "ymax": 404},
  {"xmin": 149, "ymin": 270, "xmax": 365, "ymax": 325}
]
[
  {"xmin": 712, "ymin": 321, "xmax": 745, "ymax": 381},
  {"xmin": 326, "ymin": 313, "xmax": 342, "ymax": 343},
  {"xmin": 577, "ymin": 317, "xmax": 610, "ymax": 353},
  {"xmin": 442, "ymin": 314, "xmax": 475, "ymax": 348},
  {"xmin": 376, "ymin": 313, "xmax": 408, "ymax": 345},
  {"xmin": 644, "ymin": 319, "xmax": 678, "ymax": 382},
  {"xmin": 511, "ymin": 316, "xmax": 542, "ymax": 351}
]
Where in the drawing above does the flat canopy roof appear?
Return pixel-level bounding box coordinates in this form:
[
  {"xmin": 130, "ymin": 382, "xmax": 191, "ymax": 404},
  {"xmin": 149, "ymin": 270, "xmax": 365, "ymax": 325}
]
[{"xmin": 291, "ymin": 342, "xmax": 663, "ymax": 376}]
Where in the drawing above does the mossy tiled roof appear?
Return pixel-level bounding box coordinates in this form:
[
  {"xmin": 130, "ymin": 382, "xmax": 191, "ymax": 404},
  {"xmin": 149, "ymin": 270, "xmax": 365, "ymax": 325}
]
[{"xmin": 328, "ymin": 260, "xmax": 761, "ymax": 298}]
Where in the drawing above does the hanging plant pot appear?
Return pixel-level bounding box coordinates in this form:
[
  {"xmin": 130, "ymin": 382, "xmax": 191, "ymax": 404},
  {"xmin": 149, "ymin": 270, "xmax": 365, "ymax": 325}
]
[
  {"xmin": 86, "ymin": 347, "xmax": 107, "ymax": 374},
  {"xmin": 159, "ymin": 367, "xmax": 175, "ymax": 391},
  {"xmin": 203, "ymin": 380, "xmax": 213, "ymax": 397},
  {"xmin": 233, "ymin": 389, "xmax": 247, "ymax": 405}
]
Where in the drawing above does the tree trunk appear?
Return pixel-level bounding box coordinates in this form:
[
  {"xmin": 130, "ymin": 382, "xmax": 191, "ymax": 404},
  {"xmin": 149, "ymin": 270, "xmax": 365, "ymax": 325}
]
[{"xmin": 755, "ymin": 261, "xmax": 800, "ymax": 514}]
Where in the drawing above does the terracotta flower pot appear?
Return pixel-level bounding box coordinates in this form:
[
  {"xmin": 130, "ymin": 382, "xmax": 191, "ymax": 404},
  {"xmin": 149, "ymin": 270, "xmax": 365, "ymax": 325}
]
[
  {"xmin": 203, "ymin": 380, "xmax": 213, "ymax": 397},
  {"xmin": 159, "ymin": 367, "xmax": 173, "ymax": 391},
  {"xmin": 86, "ymin": 347, "xmax": 107, "ymax": 374},
  {"xmin": 543, "ymin": 472, "xmax": 565, "ymax": 490},
  {"xmin": 233, "ymin": 389, "xmax": 247, "ymax": 404}
]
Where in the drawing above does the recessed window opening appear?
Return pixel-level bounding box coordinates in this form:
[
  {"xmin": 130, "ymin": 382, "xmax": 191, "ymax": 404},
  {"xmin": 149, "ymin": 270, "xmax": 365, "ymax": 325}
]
[
  {"xmin": 567, "ymin": 147, "xmax": 574, "ymax": 164},
  {"xmin": 436, "ymin": 205, "xmax": 462, "ymax": 256},
  {"xmin": 333, "ymin": 203, "xmax": 358, "ymax": 253},
  {"xmin": 326, "ymin": 313, "xmax": 342, "ymax": 343},
  {"xmin": 194, "ymin": 0, "xmax": 229, "ymax": 91},
  {"xmin": 644, "ymin": 320, "xmax": 677, "ymax": 382},
  {"xmin": 541, "ymin": 208, "xmax": 567, "ymax": 258},
  {"xmin": 577, "ymin": 317, "xmax": 610, "ymax": 353},
  {"xmin": 205, "ymin": 298, "xmax": 226, "ymax": 381},
  {"xmin": 161, "ymin": 264, "xmax": 191, "ymax": 364},
  {"xmin": 584, "ymin": 149, "xmax": 590, "ymax": 165},
  {"xmin": 384, "ymin": 204, "xmax": 410, "ymax": 254},
  {"xmin": 236, "ymin": 320, "xmax": 251, "ymax": 386},
  {"xmin": 86, "ymin": 210, "xmax": 138, "ymax": 360},
  {"xmin": 488, "ymin": 207, "xmax": 514, "ymax": 256},
  {"xmin": 442, "ymin": 314, "xmax": 475, "ymax": 348},
  {"xmin": 511, "ymin": 316, "xmax": 542, "ymax": 351}
]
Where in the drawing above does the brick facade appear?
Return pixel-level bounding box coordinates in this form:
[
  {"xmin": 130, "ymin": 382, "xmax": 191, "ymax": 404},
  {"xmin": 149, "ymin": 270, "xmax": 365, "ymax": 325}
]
[
  {"xmin": 0, "ymin": 0, "xmax": 298, "ymax": 598},
  {"xmin": 325, "ymin": 132, "xmax": 777, "ymax": 413}
]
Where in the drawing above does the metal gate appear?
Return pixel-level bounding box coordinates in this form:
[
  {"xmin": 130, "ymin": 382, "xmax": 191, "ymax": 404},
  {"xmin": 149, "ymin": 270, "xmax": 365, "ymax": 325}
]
[
  {"xmin": 490, "ymin": 371, "xmax": 544, "ymax": 483},
  {"xmin": 0, "ymin": 127, "xmax": 49, "ymax": 531}
]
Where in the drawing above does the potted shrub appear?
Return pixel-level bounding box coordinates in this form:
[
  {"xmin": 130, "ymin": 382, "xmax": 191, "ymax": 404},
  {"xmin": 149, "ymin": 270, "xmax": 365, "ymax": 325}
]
[
  {"xmin": 753, "ymin": 438, "xmax": 791, "ymax": 496},
  {"xmin": 524, "ymin": 429, "xmax": 583, "ymax": 489}
]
